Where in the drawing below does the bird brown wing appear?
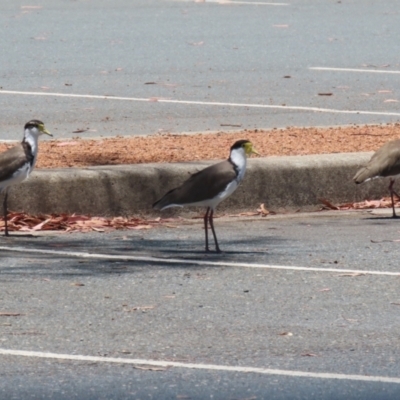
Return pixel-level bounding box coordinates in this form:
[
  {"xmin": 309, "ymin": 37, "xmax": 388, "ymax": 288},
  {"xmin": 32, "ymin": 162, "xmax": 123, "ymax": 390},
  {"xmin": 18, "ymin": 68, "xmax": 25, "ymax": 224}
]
[
  {"xmin": 0, "ymin": 143, "xmax": 33, "ymax": 182},
  {"xmin": 153, "ymin": 160, "xmax": 237, "ymax": 209},
  {"xmin": 354, "ymin": 139, "xmax": 400, "ymax": 183}
]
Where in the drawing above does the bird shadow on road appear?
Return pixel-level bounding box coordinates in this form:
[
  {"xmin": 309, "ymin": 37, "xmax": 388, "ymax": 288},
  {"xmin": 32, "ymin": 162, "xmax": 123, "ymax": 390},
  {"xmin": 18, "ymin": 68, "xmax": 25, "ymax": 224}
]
[
  {"xmin": 0, "ymin": 234, "xmax": 287, "ymax": 278},
  {"xmin": 156, "ymin": 249, "xmax": 268, "ymax": 255},
  {"xmin": 362, "ymin": 216, "xmax": 400, "ymax": 222}
]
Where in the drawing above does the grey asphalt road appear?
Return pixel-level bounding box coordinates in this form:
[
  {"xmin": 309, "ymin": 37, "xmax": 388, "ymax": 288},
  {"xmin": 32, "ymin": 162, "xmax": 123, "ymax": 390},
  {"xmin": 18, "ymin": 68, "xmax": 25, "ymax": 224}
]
[
  {"xmin": 0, "ymin": 0, "xmax": 400, "ymax": 139},
  {"xmin": 1, "ymin": 210, "xmax": 400, "ymax": 398}
]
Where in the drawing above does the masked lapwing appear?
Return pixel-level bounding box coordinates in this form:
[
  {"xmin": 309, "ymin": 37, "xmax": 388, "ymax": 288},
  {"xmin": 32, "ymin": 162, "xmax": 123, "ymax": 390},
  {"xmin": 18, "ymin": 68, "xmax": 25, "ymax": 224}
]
[
  {"xmin": 153, "ymin": 139, "xmax": 259, "ymax": 253},
  {"xmin": 0, "ymin": 120, "xmax": 52, "ymax": 235},
  {"xmin": 354, "ymin": 139, "xmax": 400, "ymax": 218}
]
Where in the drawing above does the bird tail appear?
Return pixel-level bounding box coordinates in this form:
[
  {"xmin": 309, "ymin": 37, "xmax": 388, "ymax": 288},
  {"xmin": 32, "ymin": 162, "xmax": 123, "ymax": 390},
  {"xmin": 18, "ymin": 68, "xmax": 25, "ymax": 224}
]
[
  {"xmin": 152, "ymin": 197, "xmax": 168, "ymax": 210},
  {"xmin": 353, "ymin": 167, "xmax": 371, "ymax": 184},
  {"xmin": 153, "ymin": 188, "xmax": 181, "ymax": 210}
]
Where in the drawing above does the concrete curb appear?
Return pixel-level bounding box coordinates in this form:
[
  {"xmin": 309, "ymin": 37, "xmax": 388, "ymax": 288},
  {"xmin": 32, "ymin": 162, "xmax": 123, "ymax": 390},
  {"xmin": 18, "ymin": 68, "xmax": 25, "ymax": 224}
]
[{"xmin": 6, "ymin": 152, "xmax": 387, "ymax": 216}]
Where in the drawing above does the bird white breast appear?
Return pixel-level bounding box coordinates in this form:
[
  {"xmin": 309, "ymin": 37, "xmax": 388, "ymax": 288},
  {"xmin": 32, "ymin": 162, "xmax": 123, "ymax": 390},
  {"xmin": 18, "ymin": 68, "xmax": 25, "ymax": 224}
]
[
  {"xmin": 24, "ymin": 133, "xmax": 39, "ymax": 169},
  {"xmin": 230, "ymin": 147, "xmax": 247, "ymax": 182}
]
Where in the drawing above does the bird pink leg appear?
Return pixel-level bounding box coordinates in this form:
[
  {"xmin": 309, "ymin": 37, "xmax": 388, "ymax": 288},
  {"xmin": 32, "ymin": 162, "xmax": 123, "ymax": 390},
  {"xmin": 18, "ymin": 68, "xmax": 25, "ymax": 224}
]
[
  {"xmin": 204, "ymin": 207, "xmax": 210, "ymax": 252},
  {"xmin": 209, "ymin": 209, "xmax": 221, "ymax": 253},
  {"xmin": 388, "ymin": 179, "xmax": 399, "ymax": 218},
  {"xmin": 3, "ymin": 190, "xmax": 9, "ymax": 236}
]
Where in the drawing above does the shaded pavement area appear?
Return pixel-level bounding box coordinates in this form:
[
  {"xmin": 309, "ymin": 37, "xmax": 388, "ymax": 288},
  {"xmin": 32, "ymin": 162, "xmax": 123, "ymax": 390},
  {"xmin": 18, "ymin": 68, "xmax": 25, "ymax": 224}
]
[{"xmin": 0, "ymin": 211, "xmax": 400, "ymax": 398}]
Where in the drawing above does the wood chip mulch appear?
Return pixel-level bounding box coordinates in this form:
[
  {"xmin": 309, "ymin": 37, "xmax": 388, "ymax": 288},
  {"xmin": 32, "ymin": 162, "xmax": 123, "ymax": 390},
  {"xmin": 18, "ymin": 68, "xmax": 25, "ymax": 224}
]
[{"xmin": 1, "ymin": 123, "xmax": 399, "ymax": 169}]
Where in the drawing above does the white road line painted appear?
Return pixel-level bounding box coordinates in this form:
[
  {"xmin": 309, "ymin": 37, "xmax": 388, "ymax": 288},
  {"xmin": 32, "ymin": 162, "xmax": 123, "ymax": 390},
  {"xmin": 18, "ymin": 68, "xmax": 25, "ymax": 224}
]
[
  {"xmin": 0, "ymin": 90, "xmax": 150, "ymax": 102},
  {"xmin": 310, "ymin": 67, "xmax": 400, "ymax": 74},
  {"xmin": 179, "ymin": 0, "xmax": 289, "ymax": 4},
  {"xmin": 201, "ymin": 0, "xmax": 289, "ymax": 5},
  {"xmin": 1, "ymin": 90, "xmax": 400, "ymax": 117},
  {"xmin": 0, "ymin": 348, "xmax": 399, "ymax": 383},
  {"xmin": 0, "ymin": 245, "xmax": 399, "ymax": 276}
]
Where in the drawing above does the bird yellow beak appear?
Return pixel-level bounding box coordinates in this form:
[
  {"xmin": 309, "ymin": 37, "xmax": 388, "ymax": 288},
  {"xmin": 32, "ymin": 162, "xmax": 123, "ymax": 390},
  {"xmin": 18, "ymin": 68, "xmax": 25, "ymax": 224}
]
[
  {"xmin": 40, "ymin": 124, "xmax": 52, "ymax": 137},
  {"xmin": 251, "ymin": 147, "xmax": 260, "ymax": 156},
  {"xmin": 245, "ymin": 142, "xmax": 260, "ymax": 157}
]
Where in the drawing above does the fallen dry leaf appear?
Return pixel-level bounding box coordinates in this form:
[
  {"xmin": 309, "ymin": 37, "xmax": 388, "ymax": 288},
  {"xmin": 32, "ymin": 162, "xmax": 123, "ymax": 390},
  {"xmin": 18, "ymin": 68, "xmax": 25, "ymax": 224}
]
[
  {"xmin": 124, "ymin": 305, "xmax": 155, "ymax": 312},
  {"xmin": 319, "ymin": 198, "xmax": 339, "ymax": 210},
  {"xmin": 188, "ymin": 41, "xmax": 204, "ymax": 46},
  {"xmin": 133, "ymin": 365, "xmax": 168, "ymax": 371},
  {"xmin": 30, "ymin": 219, "xmax": 52, "ymax": 231},
  {"xmin": 238, "ymin": 211, "xmax": 259, "ymax": 216},
  {"xmin": 257, "ymin": 203, "xmax": 270, "ymax": 216},
  {"xmin": 72, "ymin": 128, "xmax": 89, "ymax": 133},
  {"xmin": 10, "ymin": 331, "xmax": 43, "ymax": 336},
  {"xmin": 0, "ymin": 312, "xmax": 23, "ymax": 317},
  {"xmin": 91, "ymin": 227, "xmax": 105, "ymax": 232},
  {"xmin": 71, "ymin": 282, "xmax": 85, "ymax": 287},
  {"xmin": 370, "ymin": 239, "xmax": 399, "ymax": 243},
  {"xmin": 342, "ymin": 317, "xmax": 358, "ymax": 323},
  {"xmin": 220, "ymin": 123, "xmax": 242, "ymax": 127},
  {"xmin": 129, "ymin": 224, "xmax": 153, "ymax": 230},
  {"xmin": 321, "ymin": 196, "xmax": 400, "ymax": 212},
  {"xmin": 56, "ymin": 141, "xmax": 80, "ymax": 147},
  {"xmin": 0, "ymin": 212, "xmax": 168, "ymax": 233},
  {"xmin": 227, "ymin": 211, "xmax": 259, "ymax": 217}
]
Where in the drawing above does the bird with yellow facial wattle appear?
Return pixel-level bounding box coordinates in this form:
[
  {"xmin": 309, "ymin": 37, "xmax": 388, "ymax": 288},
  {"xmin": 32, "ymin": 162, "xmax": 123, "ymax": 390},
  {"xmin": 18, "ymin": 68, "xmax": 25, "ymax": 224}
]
[
  {"xmin": 0, "ymin": 120, "xmax": 52, "ymax": 236},
  {"xmin": 153, "ymin": 139, "xmax": 259, "ymax": 253}
]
